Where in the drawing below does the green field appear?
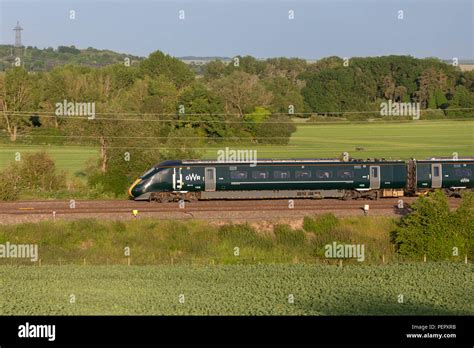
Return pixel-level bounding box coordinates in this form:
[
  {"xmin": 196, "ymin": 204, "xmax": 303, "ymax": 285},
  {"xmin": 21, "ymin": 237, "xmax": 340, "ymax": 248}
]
[
  {"xmin": 0, "ymin": 263, "xmax": 471, "ymax": 315},
  {"xmin": 0, "ymin": 145, "xmax": 98, "ymax": 177},
  {"xmin": 0, "ymin": 120, "xmax": 473, "ymax": 177},
  {"xmin": 204, "ymin": 120, "xmax": 474, "ymax": 160}
]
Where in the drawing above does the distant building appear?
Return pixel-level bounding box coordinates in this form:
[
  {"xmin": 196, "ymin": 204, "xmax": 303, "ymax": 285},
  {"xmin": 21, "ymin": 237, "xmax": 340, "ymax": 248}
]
[{"xmin": 459, "ymin": 64, "xmax": 474, "ymax": 72}]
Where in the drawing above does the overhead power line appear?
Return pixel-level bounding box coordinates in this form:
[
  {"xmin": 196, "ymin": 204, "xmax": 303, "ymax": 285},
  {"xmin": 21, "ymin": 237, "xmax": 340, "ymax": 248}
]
[{"xmin": 3, "ymin": 107, "xmax": 474, "ymax": 117}]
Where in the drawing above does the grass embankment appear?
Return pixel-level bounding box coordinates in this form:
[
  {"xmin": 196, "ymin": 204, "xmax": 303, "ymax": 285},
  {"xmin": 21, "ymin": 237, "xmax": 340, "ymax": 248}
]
[
  {"xmin": 0, "ymin": 215, "xmax": 399, "ymax": 265},
  {"xmin": 0, "ymin": 263, "xmax": 472, "ymax": 315}
]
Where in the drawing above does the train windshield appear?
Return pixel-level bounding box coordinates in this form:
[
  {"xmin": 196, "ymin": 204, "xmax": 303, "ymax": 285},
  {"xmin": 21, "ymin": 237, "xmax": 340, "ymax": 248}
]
[
  {"xmin": 140, "ymin": 168, "xmax": 156, "ymax": 178},
  {"xmin": 152, "ymin": 169, "xmax": 170, "ymax": 183}
]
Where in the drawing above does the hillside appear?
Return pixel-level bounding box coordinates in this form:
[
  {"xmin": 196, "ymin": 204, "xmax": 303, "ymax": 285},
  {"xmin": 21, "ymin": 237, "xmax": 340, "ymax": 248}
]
[{"xmin": 0, "ymin": 45, "xmax": 144, "ymax": 71}]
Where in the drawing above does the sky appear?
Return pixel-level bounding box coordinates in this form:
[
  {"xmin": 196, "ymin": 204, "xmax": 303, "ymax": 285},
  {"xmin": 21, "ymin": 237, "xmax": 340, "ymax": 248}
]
[{"xmin": 0, "ymin": 0, "xmax": 473, "ymax": 59}]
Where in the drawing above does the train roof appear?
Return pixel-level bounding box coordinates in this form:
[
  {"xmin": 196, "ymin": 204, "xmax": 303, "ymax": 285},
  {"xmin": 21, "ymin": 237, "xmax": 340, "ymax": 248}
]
[
  {"xmin": 180, "ymin": 158, "xmax": 405, "ymax": 165},
  {"xmin": 416, "ymin": 157, "xmax": 474, "ymax": 163},
  {"xmin": 154, "ymin": 157, "xmax": 474, "ymax": 168}
]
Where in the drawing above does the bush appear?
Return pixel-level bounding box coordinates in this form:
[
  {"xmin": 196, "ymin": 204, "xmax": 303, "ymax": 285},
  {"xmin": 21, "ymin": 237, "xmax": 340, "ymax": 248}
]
[
  {"xmin": 421, "ymin": 109, "xmax": 446, "ymax": 120},
  {"xmin": 87, "ymin": 169, "xmax": 130, "ymax": 197},
  {"xmin": 0, "ymin": 152, "xmax": 66, "ymax": 200},
  {"xmin": 218, "ymin": 223, "xmax": 273, "ymax": 250},
  {"xmin": 253, "ymin": 114, "xmax": 297, "ymax": 145},
  {"xmin": 0, "ymin": 163, "xmax": 22, "ymax": 201},
  {"xmin": 303, "ymin": 213, "xmax": 339, "ymax": 234},
  {"xmin": 86, "ymin": 148, "xmax": 160, "ymax": 197},
  {"xmin": 273, "ymin": 224, "xmax": 306, "ymax": 246},
  {"xmin": 19, "ymin": 152, "xmax": 66, "ymax": 191},
  {"xmin": 392, "ymin": 191, "xmax": 474, "ymax": 260}
]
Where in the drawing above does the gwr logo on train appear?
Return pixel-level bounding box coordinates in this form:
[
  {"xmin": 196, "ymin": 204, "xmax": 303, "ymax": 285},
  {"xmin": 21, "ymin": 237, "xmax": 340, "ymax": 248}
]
[{"xmin": 185, "ymin": 173, "xmax": 201, "ymax": 181}]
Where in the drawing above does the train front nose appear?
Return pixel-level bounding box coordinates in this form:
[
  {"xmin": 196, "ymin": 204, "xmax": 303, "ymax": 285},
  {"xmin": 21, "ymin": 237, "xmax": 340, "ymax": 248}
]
[{"xmin": 128, "ymin": 178, "xmax": 143, "ymax": 198}]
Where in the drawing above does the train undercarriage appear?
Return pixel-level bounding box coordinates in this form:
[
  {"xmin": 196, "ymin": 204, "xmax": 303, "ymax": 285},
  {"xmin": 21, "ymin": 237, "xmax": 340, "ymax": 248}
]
[
  {"xmin": 140, "ymin": 188, "xmax": 403, "ymax": 202},
  {"xmin": 136, "ymin": 187, "xmax": 471, "ymax": 202}
]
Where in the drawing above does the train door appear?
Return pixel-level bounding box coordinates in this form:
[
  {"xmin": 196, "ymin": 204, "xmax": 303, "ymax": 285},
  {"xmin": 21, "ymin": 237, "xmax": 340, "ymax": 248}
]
[
  {"xmin": 205, "ymin": 167, "xmax": 216, "ymax": 192},
  {"xmin": 369, "ymin": 166, "xmax": 380, "ymax": 189},
  {"xmin": 431, "ymin": 163, "xmax": 442, "ymax": 188}
]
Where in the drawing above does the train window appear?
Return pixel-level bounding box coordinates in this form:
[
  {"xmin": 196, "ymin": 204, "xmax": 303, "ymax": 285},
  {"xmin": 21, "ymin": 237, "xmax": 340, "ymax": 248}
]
[
  {"xmin": 454, "ymin": 169, "xmax": 472, "ymax": 177},
  {"xmin": 337, "ymin": 170, "xmax": 354, "ymax": 179},
  {"xmin": 150, "ymin": 171, "xmax": 163, "ymax": 184},
  {"xmin": 230, "ymin": 171, "xmax": 248, "ymax": 180},
  {"xmin": 252, "ymin": 171, "xmax": 270, "ymax": 179},
  {"xmin": 295, "ymin": 170, "xmax": 312, "ymax": 179},
  {"xmin": 371, "ymin": 167, "xmax": 378, "ymax": 178},
  {"xmin": 316, "ymin": 170, "xmax": 332, "ymax": 179},
  {"xmin": 273, "ymin": 170, "xmax": 290, "ymax": 179},
  {"xmin": 433, "ymin": 167, "xmax": 440, "ymax": 177}
]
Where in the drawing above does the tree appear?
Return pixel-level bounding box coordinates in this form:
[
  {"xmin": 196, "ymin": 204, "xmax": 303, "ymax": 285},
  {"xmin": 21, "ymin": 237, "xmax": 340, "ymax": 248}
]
[
  {"xmin": 178, "ymin": 82, "xmax": 227, "ymax": 137},
  {"xmin": 264, "ymin": 57, "xmax": 307, "ymax": 84},
  {"xmin": 203, "ymin": 60, "xmax": 226, "ymax": 81},
  {"xmin": 415, "ymin": 68, "xmax": 448, "ymax": 108},
  {"xmin": 301, "ymin": 68, "xmax": 372, "ymax": 114},
  {"xmin": 224, "ymin": 55, "xmax": 267, "ymax": 77},
  {"xmin": 141, "ymin": 75, "xmax": 179, "ymax": 114},
  {"xmin": 0, "ymin": 67, "xmax": 37, "ymax": 141},
  {"xmin": 446, "ymin": 85, "xmax": 474, "ymax": 118},
  {"xmin": 57, "ymin": 45, "xmax": 81, "ymax": 55},
  {"xmin": 382, "ymin": 76, "xmax": 407, "ymax": 102},
  {"xmin": 140, "ymin": 50, "xmax": 194, "ymax": 89},
  {"xmin": 393, "ymin": 191, "xmax": 473, "ymax": 260},
  {"xmin": 264, "ymin": 76, "xmax": 306, "ymax": 114},
  {"xmin": 211, "ymin": 71, "xmax": 272, "ymax": 117}
]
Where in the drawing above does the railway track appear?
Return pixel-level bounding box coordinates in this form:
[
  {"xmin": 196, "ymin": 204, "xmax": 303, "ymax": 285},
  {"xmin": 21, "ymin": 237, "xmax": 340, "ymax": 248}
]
[{"xmin": 0, "ymin": 198, "xmax": 460, "ymax": 216}]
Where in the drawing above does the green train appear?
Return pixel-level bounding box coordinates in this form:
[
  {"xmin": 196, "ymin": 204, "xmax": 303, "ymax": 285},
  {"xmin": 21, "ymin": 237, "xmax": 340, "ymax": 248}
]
[{"xmin": 128, "ymin": 156, "xmax": 474, "ymax": 202}]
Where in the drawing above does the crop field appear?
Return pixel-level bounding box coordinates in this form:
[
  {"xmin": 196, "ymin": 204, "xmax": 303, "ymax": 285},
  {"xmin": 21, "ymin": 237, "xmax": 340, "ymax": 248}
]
[
  {"xmin": 0, "ymin": 120, "xmax": 472, "ymax": 178},
  {"xmin": 0, "ymin": 263, "xmax": 472, "ymax": 315}
]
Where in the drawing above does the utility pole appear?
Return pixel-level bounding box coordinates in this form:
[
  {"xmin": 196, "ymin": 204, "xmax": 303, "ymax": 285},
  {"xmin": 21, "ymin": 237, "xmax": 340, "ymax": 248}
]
[
  {"xmin": 13, "ymin": 21, "xmax": 24, "ymax": 48},
  {"xmin": 12, "ymin": 21, "xmax": 24, "ymax": 66}
]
